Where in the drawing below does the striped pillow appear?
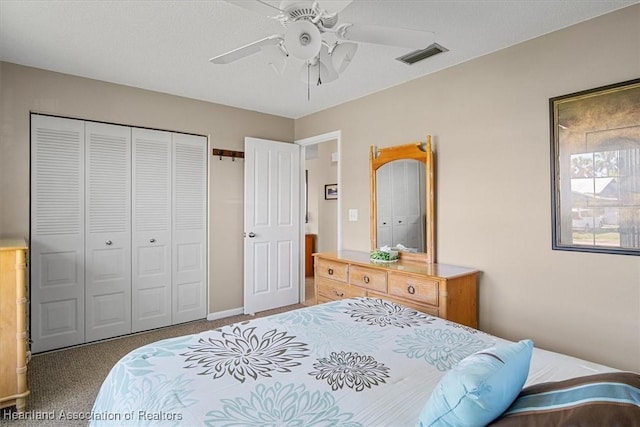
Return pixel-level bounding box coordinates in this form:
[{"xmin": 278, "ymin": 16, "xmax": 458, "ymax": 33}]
[{"xmin": 489, "ymin": 372, "xmax": 640, "ymax": 426}]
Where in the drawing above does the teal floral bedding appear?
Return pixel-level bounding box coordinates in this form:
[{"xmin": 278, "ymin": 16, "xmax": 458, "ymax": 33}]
[{"xmin": 89, "ymin": 297, "xmax": 614, "ymax": 426}]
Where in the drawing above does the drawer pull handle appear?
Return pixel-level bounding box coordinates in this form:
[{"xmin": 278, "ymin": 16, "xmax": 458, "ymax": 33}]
[
  {"xmin": 333, "ymin": 290, "xmax": 344, "ymax": 297},
  {"xmin": 407, "ymin": 285, "xmax": 416, "ymax": 295},
  {"xmin": 328, "ymin": 268, "xmax": 334, "ymax": 275},
  {"xmin": 363, "ymin": 275, "xmax": 370, "ymax": 284}
]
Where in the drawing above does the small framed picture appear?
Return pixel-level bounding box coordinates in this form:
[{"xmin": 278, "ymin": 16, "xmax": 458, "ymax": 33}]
[{"xmin": 324, "ymin": 183, "xmax": 338, "ymax": 200}]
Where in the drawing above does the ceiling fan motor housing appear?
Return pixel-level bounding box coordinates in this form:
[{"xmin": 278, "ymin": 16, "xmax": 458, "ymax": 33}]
[{"xmin": 280, "ymin": 0, "xmax": 338, "ymax": 29}]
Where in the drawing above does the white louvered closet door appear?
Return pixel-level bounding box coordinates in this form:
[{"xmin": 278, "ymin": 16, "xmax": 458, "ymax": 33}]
[
  {"xmin": 404, "ymin": 160, "xmax": 426, "ymax": 251},
  {"xmin": 84, "ymin": 122, "xmax": 132, "ymax": 342},
  {"xmin": 390, "ymin": 160, "xmax": 410, "ymax": 247},
  {"xmin": 376, "ymin": 163, "xmax": 393, "ymax": 248},
  {"xmin": 132, "ymin": 128, "xmax": 172, "ymax": 332},
  {"xmin": 31, "ymin": 115, "xmax": 86, "ymax": 353},
  {"xmin": 172, "ymin": 133, "xmax": 207, "ymax": 324}
]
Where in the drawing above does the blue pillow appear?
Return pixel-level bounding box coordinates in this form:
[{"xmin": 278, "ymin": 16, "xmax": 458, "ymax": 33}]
[{"xmin": 417, "ymin": 339, "xmax": 534, "ymax": 427}]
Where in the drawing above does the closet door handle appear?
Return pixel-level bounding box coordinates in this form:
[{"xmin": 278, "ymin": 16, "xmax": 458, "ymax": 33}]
[
  {"xmin": 105, "ymin": 240, "xmax": 112, "ymax": 246},
  {"xmin": 248, "ymin": 232, "xmax": 256, "ymax": 238}
]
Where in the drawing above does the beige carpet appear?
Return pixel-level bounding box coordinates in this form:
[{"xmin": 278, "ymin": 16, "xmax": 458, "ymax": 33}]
[{"xmin": 0, "ymin": 304, "xmax": 304, "ymax": 427}]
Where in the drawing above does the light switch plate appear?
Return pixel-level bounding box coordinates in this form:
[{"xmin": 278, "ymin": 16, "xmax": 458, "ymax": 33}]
[{"xmin": 348, "ymin": 209, "xmax": 358, "ymax": 221}]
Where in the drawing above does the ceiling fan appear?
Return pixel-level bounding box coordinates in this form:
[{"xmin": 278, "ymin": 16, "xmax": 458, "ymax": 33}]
[{"xmin": 210, "ymin": 0, "xmax": 438, "ymax": 87}]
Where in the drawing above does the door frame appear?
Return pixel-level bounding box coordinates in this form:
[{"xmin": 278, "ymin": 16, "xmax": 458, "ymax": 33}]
[{"xmin": 295, "ymin": 130, "xmax": 342, "ymax": 303}]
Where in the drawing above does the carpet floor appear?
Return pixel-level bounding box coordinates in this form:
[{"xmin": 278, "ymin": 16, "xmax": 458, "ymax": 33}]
[{"xmin": 0, "ymin": 303, "xmax": 304, "ymax": 427}]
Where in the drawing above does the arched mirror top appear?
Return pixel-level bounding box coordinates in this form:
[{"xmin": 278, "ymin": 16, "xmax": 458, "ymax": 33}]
[{"xmin": 369, "ymin": 137, "xmax": 435, "ymax": 263}]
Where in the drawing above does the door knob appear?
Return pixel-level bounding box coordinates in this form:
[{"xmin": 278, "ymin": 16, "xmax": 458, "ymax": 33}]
[{"xmin": 248, "ymin": 232, "xmax": 256, "ymax": 238}]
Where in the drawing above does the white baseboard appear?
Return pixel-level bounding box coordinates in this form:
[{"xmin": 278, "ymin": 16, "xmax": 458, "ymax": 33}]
[{"xmin": 207, "ymin": 307, "xmax": 244, "ymax": 321}]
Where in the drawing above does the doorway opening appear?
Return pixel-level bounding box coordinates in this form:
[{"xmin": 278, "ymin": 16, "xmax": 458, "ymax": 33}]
[{"xmin": 296, "ymin": 131, "xmax": 342, "ymax": 305}]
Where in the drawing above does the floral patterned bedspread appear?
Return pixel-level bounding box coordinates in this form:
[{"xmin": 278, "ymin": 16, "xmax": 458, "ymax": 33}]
[{"xmin": 89, "ymin": 297, "xmax": 611, "ymax": 426}]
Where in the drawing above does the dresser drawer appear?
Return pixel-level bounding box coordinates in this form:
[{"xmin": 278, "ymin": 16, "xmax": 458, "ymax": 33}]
[
  {"xmin": 368, "ymin": 291, "xmax": 439, "ymax": 317},
  {"xmin": 349, "ymin": 265, "xmax": 387, "ymax": 292},
  {"xmin": 317, "ymin": 278, "xmax": 366, "ymax": 301},
  {"xmin": 388, "ymin": 272, "xmax": 439, "ymax": 306},
  {"xmin": 315, "ymin": 258, "xmax": 349, "ymax": 283}
]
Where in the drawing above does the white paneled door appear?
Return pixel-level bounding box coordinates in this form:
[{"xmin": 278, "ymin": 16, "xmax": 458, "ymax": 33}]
[
  {"xmin": 31, "ymin": 115, "xmax": 86, "ymax": 353},
  {"xmin": 132, "ymin": 128, "xmax": 172, "ymax": 332},
  {"xmin": 85, "ymin": 122, "xmax": 132, "ymax": 342},
  {"xmin": 172, "ymin": 132, "xmax": 207, "ymax": 324},
  {"xmin": 244, "ymin": 137, "xmax": 300, "ymax": 314}
]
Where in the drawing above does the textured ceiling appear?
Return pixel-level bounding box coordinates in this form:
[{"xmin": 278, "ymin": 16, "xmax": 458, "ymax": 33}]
[{"xmin": 0, "ymin": 0, "xmax": 637, "ymax": 119}]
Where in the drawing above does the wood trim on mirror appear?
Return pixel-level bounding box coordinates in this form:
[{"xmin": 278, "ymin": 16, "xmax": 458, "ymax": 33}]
[{"xmin": 369, "ymin": 137, "xmax": 435, "ymax": 263}]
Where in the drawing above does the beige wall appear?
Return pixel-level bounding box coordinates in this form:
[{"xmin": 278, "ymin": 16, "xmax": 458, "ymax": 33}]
[
  {"xmin": 295, "ymin": 5, "xmax": 640, "ymax": 371},
  {"xmin": 0, "ymin": 62, "xmax": 294, "ymax": 313},
  {"xmin": 316, "ymin": 140, "xmax": 338, "ymax": 252}
]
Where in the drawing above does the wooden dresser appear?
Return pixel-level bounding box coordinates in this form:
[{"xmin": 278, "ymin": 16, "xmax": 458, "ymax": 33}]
[
  {"xmin": 0, "ymin": 239, "xmax": 29, "ymax": 412},
  {"xmin": 314, "ymin": 250, "xmax": 478, "ymax": 328}
]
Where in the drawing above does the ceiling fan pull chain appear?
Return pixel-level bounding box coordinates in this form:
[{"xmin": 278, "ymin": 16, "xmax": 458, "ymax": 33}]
[
  {"xmin": 307, "ymin": 62, "xmax": 311, "ymax": 101},
  {"xmin": 317, "ymin": 52, "xmax": 322, "ymax": 86}
]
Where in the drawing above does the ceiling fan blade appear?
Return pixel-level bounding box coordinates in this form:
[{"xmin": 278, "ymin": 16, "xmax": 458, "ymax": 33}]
[
  {"xmin": 225, "ymin": 0, "xmax": 284, "ymax": 15},
  {"xmin": 336, "ymin": 23, "xmax": 435, "ymax": 49},
  {"xmin": 209, "ymin": 35, "xmax": 284, "ymax": 64}
]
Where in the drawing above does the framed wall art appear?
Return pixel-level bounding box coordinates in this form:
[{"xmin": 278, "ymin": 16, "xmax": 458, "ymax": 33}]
[
  {"xmin": 324, "ymin": 183, "xmax": 338, "ymax": 200},
  {"xmin": 550, "ymin": 78, "xmax": 640, "ymax": 255}
]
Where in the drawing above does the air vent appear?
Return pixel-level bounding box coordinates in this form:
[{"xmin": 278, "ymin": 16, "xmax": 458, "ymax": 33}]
[{"xmin": 396, "ymin": 43, "xmax": 448, "ymax": 65}]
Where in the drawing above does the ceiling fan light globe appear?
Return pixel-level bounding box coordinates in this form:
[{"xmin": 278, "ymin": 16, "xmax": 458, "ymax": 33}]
[
  {"xmin": 319, "ymin": 44, "xmax": 339, "ymax": 80},
  {"xmin": 284, "ymin": 20, "xmax": 322, "ymax": 60},
  {"xmin": 331, "ymin": 42, "xmax": 358, "ymax": 73}
]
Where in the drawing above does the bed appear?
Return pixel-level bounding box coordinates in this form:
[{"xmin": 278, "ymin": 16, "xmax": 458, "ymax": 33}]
[{"xmin": 90, "ymin": 297, "xmax": 638, "ymax": 426}]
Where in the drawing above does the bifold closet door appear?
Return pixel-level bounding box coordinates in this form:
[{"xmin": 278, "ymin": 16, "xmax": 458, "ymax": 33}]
[
  {"xmin": 132, "ymin": 128, "xmax": 172, "ymax": 332},
  {"xmin": 376, "ymin": 164, "xmax": 393, "ymax": 248},
  {"xmin": 31, "ymin": 115, "xmax": 86, "ymax": 353},
  {"xmin": 172, "ymin": 133, "xmax": 207, "ymax": 324},
  {"xmin": 84, "ymin": 122, "xmax": 132, "ymax": 342},
  {"xmin": 31, "ymin": 115, "xmax": 207, "ymax": 352},
  {"xmin": 402, "ymin": 160, "xmax": 425, "ymax": 251}
]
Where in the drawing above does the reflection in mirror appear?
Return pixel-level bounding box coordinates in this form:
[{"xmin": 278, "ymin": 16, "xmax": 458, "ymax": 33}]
[
  {"xmin": 376, "ymin": 160, "xmax": 426, "ymax": 252},
  {"xmin": 370, "ymin": 138, "xmax": 435, "ymax": 263}
]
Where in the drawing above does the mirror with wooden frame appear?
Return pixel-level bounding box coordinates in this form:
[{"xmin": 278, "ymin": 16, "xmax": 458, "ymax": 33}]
[{"xmin": 369, "ymin": 137, "xmax": 435, "ymax": 263}]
